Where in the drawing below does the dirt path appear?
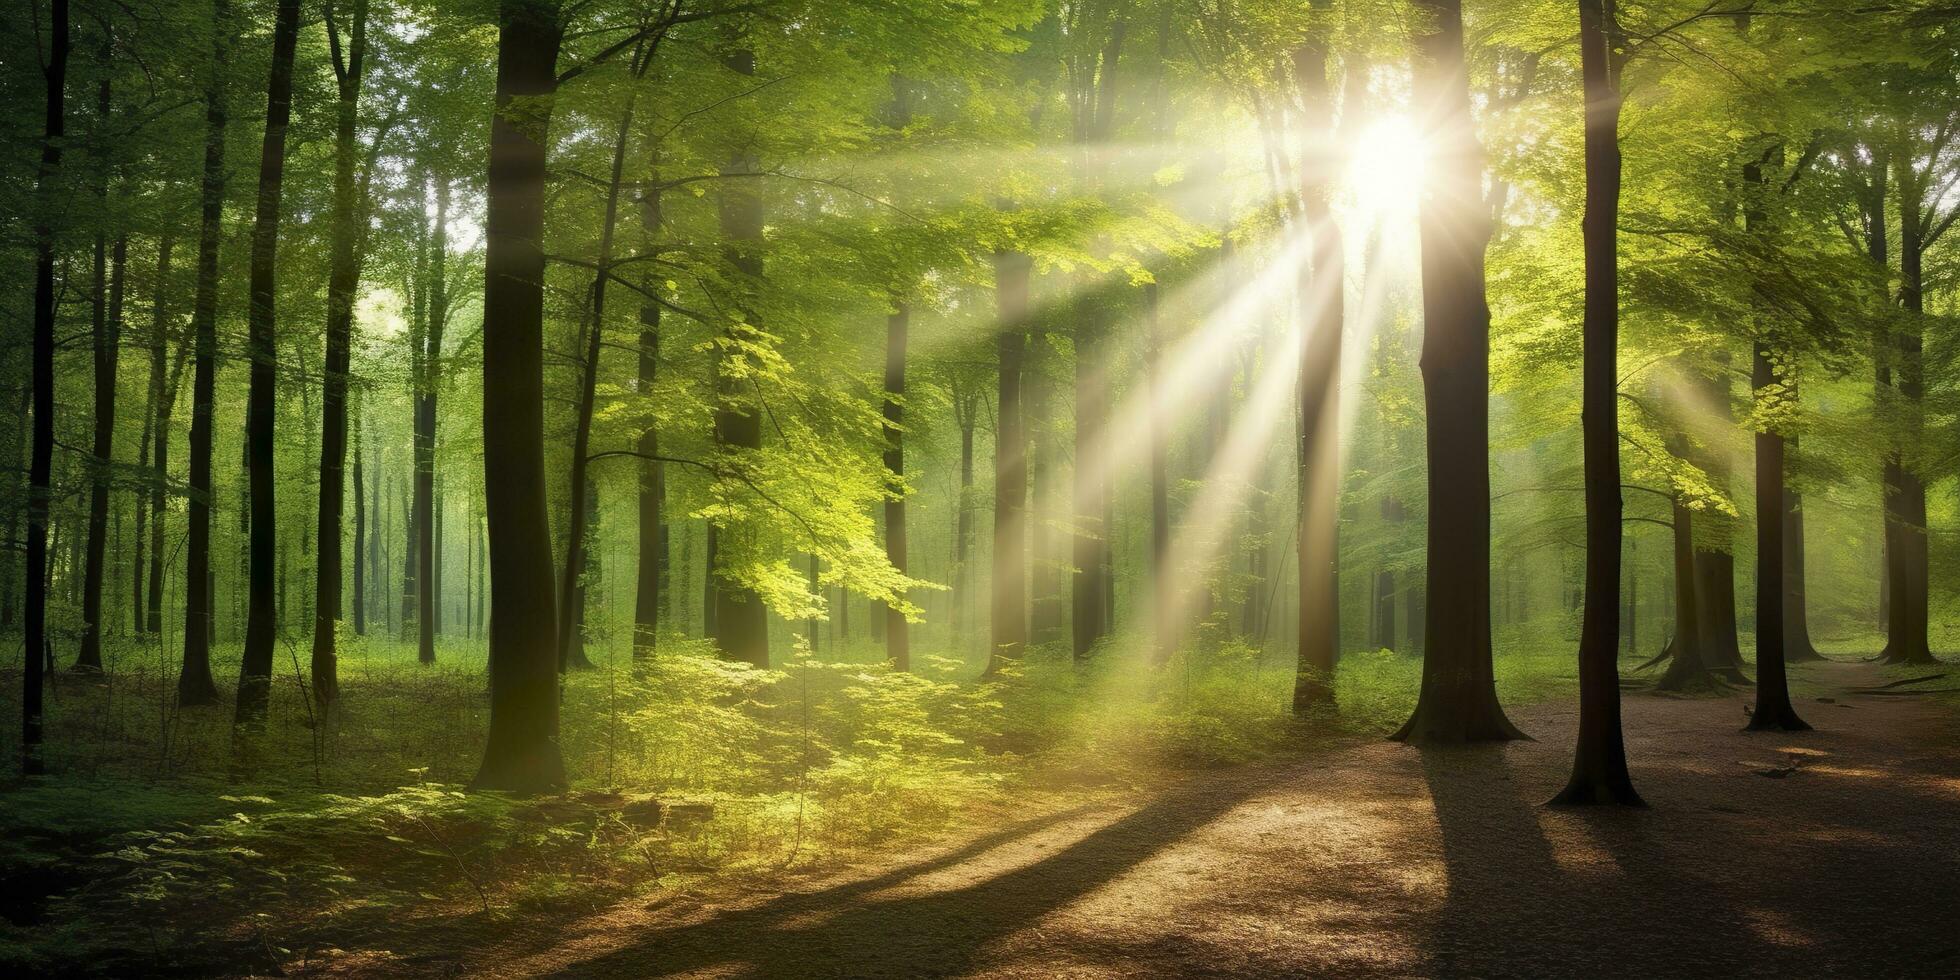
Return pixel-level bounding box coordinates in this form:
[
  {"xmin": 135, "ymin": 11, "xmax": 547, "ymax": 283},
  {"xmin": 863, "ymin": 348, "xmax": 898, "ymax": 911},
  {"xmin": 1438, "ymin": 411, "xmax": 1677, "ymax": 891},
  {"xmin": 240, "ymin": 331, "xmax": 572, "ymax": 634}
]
[{"xmin": 483, "ymin": 660, "xmax": 1960, "ymax": 978}]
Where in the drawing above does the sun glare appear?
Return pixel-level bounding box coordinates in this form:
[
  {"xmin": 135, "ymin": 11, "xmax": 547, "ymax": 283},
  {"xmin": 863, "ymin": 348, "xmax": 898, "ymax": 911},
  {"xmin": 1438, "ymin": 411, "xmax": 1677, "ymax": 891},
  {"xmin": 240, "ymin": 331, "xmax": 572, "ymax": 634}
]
[{"xmin": 1344, "ymin": 115, "xmax": 1427, "ymax": 215}]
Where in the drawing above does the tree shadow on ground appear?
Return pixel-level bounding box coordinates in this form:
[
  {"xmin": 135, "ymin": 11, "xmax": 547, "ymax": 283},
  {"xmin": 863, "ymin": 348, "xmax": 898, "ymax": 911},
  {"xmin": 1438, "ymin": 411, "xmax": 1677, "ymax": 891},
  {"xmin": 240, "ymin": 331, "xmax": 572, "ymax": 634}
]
[
  {"xmin": 535, "ymin": 774, "xmax": 1277, "ymax": 978},
  {"xmin": 1416, "ymin": 713, "xmax": 1960, "ymax": 979}
]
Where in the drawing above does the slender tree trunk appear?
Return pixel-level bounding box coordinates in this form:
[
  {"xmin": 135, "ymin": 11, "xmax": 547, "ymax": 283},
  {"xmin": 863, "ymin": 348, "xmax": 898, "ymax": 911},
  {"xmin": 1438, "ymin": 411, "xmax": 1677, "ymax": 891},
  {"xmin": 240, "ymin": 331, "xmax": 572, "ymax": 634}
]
[
  {"xmin": 78, "ymin": 222, "xmax": 126, "ymax": 670},
  {"xmin": 709, "ymin": 45, "xmax": 770, "ymax": 668},
  {"xmin": 559, "ymin": 67, "xmax": 642, "ymax": 672},
  {"xmin": 1742, "ymin": 154, "xmax": 1809, "ymax": 731},
  {"xmin": 884, "ymin": 304, "xmax": 911, "ymax": 670},
  {"xmin": 1881, "ymin": 150, "xmax": 1934, "ymax": 666},
  {"xmin": 991, "ymin": 250, "xmax": 1032, "ymax": 670},
  {"xmin": 1027, "ymin": 330, "xmax": 1062, "ymax": 645},
  {"xmin": 179, "ymin": 0, "xmax": 230, "ymax": 708},
  {"xmin": 77, "ymin": 44, "xmax": 120, "ymax": 673},
  {"xmin": 1658, "ymin": 484, "xmax": 1718, "ymax": 691},
  {"xmin": 1749, "ymin": 340, "xmax": 1809, "ymax": 730},
  {"xmin": 1552, "ymin": 0, "xmax": 1640, "ymax": 805},
  {"xmin": 416, "ymin": 175, "xmax": 448, "ymax": 665},
  {"xmin": 953, "ymin": 393, "xmax": 976, "ymax": 641},
  {"xmin": 352, "ymin": 389, "xmax": 366, "ymax": 635},
  {"xmin": 235, "ymin": 0, "xmax": 302, "ymax": 727},
  {"xmin": 1393, "ymin": 0, "xmax": 1524, "ymax": 744},
  {"xmin": 1292, "ymin": 26, "xmax": 1341, "ymax": 712},
  {"xmin": 1783, "ymin": 427, "xmax": 1823, "ymax": 662},
  {"xmin": 1145, "ymin": 282, "xmax": 1172, "ymax": 663},
  {"xmin": 145, "ymin": 236, "xmax": 183, "ymax": 635},
  {"xmin": 1689, "ymin": 355, "xmax": 1749, "ymax": 681},
  {"xmin": 23, "ymin": 0, "xmax": 71, "ymax": 772},
  {"xmin": 633, "ymin": 137, "xmax": 665, "ymax": 657},
  {"xmin": 472, "ymin": 0, "xmax": 567, "ymax": 793},
  {"xmin": 312, "ymin": 0, "xmax": 371, "ymax": 704}
]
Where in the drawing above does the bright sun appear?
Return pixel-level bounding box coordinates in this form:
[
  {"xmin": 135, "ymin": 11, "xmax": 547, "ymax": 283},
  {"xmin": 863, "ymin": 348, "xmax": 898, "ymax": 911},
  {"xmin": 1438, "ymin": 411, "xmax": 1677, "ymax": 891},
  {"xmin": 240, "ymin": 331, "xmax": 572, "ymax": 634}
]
[{"xmin": 1344, "ymin": 115, "xmax": 1427, "ymax": 215}]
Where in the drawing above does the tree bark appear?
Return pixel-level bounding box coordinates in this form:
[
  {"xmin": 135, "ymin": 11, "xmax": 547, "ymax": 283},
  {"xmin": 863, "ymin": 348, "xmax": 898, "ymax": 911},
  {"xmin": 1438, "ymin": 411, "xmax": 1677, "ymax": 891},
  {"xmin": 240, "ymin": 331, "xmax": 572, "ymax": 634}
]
[
  {"xmin": 145, "ymin": 236, "xmax": 185, "ymax": 635},
  {"xmin": 1552, "ymin": 0, "xmax": 1640, "ymax": 805},
  {"xmin": 1145, "ymin": 282, "xmax": 1172, "ymax": 663},
  {"xmin": 472, "ymin": 0, "xmax": 567, "ymax": 794},
  {"xmin": 558, "ymin": 77, "xmax": 638, "ymax": 673},
  {"xmin": 415, "ymin": 174, "xmax": 447, "ymax": 665},
  {"xmin": 23, "ymin": 0, "xmax": 71, "ymax": 772},
  {"xmin": 235, "ymin": 0, "xmax": 303, "ymax": 727},
  {"xmin": 1782, "ymin": 428, "xmax": 1824, "ymax": 662},
  {"xmin": 352, "ymin": 389, "xmax": 366, "ymax": 635},
  {"xmin": 633, "ymin": 134, "xmax": 666, "ymax": 658},
  {"xmin": 1392, "ymin": 0, "xmax": 1525, "ymax": 744},
  {"xmin": 1742, "ymin": 154, "xmax": 1809, "ymax": 732},
  {"xmin": 1291, "ymin": 25, "xmax": 1341, "ymax": 713},
  {"xmin": 991, "ymin": 250, "xmax": 1032, "ymax": 670},
  {"xmin": 1880, "ymin": 143, "xmax": 1935, "ymax": 665},
  {"xmin": 709, "ymin": 45, "xmax": 769, "ymax": 668},
  {"xmin": 1748, "ymin": 340, "xmax": 1809, "ymax": 731},
  {"xmin": 312, "ymin": 0, "xmax": 371, "ymax": 704},
  {"xmin": 884, "ymin": 304, "xmax": 911, "ymax": 670},
  {"xmin": 76, "ymin": 42, "xmax": 121, "ymax": 673},
  {"xmin": 179, "ymin": 0, "xmax": 231, "ymax": 709}
]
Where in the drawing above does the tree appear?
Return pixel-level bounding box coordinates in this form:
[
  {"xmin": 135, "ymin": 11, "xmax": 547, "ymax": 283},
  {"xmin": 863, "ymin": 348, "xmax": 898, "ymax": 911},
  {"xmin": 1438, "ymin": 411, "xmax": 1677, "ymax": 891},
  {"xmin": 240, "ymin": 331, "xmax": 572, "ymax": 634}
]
[
  {"xmin": 992, "ymin": 249, "xmax": 1032, "ymax": 670},
  {"xmin": 22, "ymin": 0, "xmax": 71, "ymax": 772},
  {"xmin": 708, "ymin": 41, "xmax": 770, "ymax": 669},
  {"xmin": 1552, "ymin": 0, "xmax": 1640, "ymax": 806},
  {"xmin": 235, "ymin": 0, "xmax": 304, "ymax": 727},
  {"xmin": 180, "ymin": 0, "xmax": 231, "ymax": 709},
  {"xmin": 1291, "ymin": 7, "xmax": 1341, "ymax": 714},
  {"xmin": 557, "ymin": 41, "xmax": 648, "ymax": 673},
  {"xmin": 312, "ymin": 0, "xmax": 377, "ymax": 705},
  {"xmin": 473, "ymin": 0, "xmax": 568, "ymax": 794},
  {"xmin": 75, "ymin": 24, "xmax": 123, "ymax": 674},
  {"xmin": 1392, "ymin": 0, "xmax": 1524, "ymax": 745}
]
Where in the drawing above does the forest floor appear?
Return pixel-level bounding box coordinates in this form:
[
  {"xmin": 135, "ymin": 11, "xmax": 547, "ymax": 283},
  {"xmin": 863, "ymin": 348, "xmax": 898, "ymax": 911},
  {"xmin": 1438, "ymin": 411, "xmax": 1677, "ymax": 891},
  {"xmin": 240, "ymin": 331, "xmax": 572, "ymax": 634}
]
[{"xmin": 449, "ymin": 659, "xmax": 1960, "ymax": 979}]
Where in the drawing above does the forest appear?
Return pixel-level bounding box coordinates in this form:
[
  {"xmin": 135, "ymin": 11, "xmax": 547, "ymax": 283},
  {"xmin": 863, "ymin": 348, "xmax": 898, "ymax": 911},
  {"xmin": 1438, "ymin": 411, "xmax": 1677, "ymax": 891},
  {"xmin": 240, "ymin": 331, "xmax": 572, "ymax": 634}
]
[{"xmin": 3, "ymin": 0, "xmax": 1959, "ymax": 976}]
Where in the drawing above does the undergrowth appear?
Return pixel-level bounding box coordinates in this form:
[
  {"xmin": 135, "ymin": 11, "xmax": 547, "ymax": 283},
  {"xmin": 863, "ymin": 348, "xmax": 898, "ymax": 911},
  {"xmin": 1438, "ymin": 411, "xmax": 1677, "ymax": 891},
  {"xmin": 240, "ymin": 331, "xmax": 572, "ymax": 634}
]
[{"xmin": 0, "ymin": 625, "xmax": 1587, "ymax": 975}]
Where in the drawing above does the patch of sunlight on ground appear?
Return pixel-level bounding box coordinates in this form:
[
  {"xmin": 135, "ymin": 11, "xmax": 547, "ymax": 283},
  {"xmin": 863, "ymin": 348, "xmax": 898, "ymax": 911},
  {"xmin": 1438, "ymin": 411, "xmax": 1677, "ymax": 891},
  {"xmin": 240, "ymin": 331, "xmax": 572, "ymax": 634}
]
[
  {"xmin": 857, "ymin": 806, "xmax": 1140, "ymax": 904},
  {"xmin": 1743, "ymin": 907, "xmax": 1818, "ymax": 948}
]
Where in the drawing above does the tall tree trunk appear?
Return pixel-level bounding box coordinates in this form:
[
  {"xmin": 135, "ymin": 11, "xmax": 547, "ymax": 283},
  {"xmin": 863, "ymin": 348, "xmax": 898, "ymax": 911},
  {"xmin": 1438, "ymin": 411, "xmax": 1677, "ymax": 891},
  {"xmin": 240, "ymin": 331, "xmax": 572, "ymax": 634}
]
[
  {"xmin": 709, "ymin": 45, "xmax": 769, "ymax": 668},
  {"xmin": 1782, "ymin": 426, "xmax": 1823, "ymax": 662},
  {"xmin": 1291, "ymin": 25, "xmax": 1341, "ymax": 712},
  {"xmin": 78, "ymin": 228, "xmax": 126, "ymax": 670},
  {"xmin": 179, "ymin": 0, "xmax": 230, "ymax": 708},
  {"xmin": 1881, "ymin": 146, "xmax": 1934, "ymax": 666},
  {"xmin": 558, "ymin": 61, "xmax": 642, "ymax": 672},
  {"xmin": 1749, "ymin": 339, "xmax": 1809, "ymax": 730},
  {"xmin": 472, "ymin": 0, "xmax": 567, "ymax": 794},
  {"xmin": 1743, "ymin": 155, "xmax": 1809, "ymax": 732},
  {"xmin": 23, "ymin": 0, "xmax": 70, "ymax": 772},
  {"xmin": 633, "ymin": 137, "xmax": 666, "ymax": 657},
  {"xmin": 77, "ymin": 42, "xmax": 121, "ymax": 673},
  {"xmin": 352, "ymin": 389, "xmax": 366, "ymax": 635},
  {"xmin": 416, "ymin": 175, "xmax": 448, "ymax": 665},
  {"xmin": 884, "ymin": 304, "xmax": 911, "ymax": 670},
  {"xmin": 236, "ymin": 0, "xmax": 303, "ymax": 727},
  {"xmin": 1145, "ymin": 282, "xmax": 1172, "ymax": 663},
  {"xmin": 1027, "ymin": 332, "xmax": 1062, "ymax": 644},
  {"xmin": 145, "ymin": 236, "xmax": 185, "ymax": 635},
  {"xmin": 1552, "ymin": 0, "xmax": 1640, "ymax": 805},
  {"xmin": 1690, "ymin": 354, "xmax": 1749, "ymax": 681},
  {"xmin": 991, "ymin": 250, "xmax": 1032, "ymax": 670},
  {"xmin": 312, "ymin": 0, "xmax": 371, "ymax": 704},
  {"xmin": 1657, "ymin": 482, "xmax": 1717, "ymax": 692},
  {"xmin": 953, "ymin": 389, "xmax": 976, "ymax": 641},
  {"xmin": 1393, "ymin": 0, "xmax": 1524, "ymax": 744}
]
